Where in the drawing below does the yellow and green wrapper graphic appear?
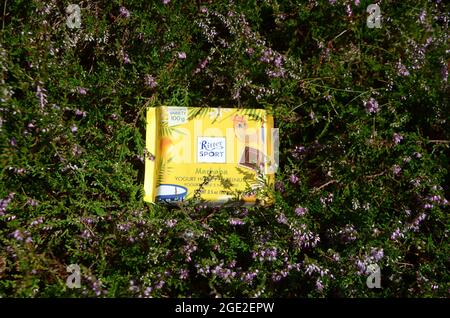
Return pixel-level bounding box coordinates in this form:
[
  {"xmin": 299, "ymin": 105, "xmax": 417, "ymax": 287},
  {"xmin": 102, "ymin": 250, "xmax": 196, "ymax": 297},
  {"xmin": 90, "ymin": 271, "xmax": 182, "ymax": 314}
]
[{"xmin": 144, "ymin": 106, "xmax": 275, "ymax": 205}]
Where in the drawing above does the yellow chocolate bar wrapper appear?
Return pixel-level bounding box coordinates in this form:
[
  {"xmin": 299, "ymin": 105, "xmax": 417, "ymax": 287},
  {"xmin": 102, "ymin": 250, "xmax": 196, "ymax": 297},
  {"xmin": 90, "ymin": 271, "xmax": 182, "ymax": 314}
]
[{"xmin": 144, "ymin": 106, "xmax": 275, "ymax": 205}]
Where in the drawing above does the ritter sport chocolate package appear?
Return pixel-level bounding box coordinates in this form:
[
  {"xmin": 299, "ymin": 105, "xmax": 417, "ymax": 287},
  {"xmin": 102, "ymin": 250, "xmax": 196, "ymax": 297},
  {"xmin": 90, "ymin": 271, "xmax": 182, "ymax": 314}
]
[{"xmin": 144, "ymin": 106, "xmax": 276, "ymax": 206}]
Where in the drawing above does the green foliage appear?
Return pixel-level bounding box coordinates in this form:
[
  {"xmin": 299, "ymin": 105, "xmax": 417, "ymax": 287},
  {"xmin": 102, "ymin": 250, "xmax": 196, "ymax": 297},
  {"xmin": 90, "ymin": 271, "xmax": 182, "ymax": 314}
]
[{"xmin": 0, "ymin": 0, "xmax": 448, "ymax": 297}]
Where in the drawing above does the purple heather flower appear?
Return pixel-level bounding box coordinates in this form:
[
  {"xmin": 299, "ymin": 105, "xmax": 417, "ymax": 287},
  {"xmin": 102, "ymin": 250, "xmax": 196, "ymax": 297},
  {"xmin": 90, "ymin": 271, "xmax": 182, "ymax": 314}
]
[
  {"xmin": 393, "ymin": 133, "xmax": 403, "ymax": 145},
  {"xmin": 305, "ymin": 264, "xmax": 319, "ymax": 276},
  {"xmin": 162, "ymin": 0, "xmax": 171, "ymax": 4},
  {"xmin": 266, "ymin": 68, "xmax": 286, "ymax": 78},
  {"xmin": 26, "ymin": 198, "xmax": 39, "ymax": 207},
  {"xmin": 200, "ymin": 7, "xmax": 208, "ymax": 14},
  {"xmin": 129, "ymin": 283, "xmax": 139, "ymax": 293},
  {"xmin": 275, "ymin": 181, "xmax": 285, "ymax": 193},
  {"xmin": 412, "ymin": 213, "xmax": 427, "ymax": 229},
  {"xmin": 75, "ymin": 109, "xmax": 87, "ymax": 117},
  {"xmin": 424, "ymin": 203, "xmax": 433, "ymax": 209},
  {"xmin": 70, "ymin": 125, "xmax": 78, "ymax": 133},
  {"xmin": 72, "ymin": 144, "xmax": 82, "ymax": 156},
  {"xmin": 177, "ymin": 51, "xmax": 187, "ymax": 60},
  {"xmin": 329, "ymin": 0, "xmax": 336, "ymax": 4},
  {"xmin": 316, "ymin": 279, "xmax": 324, "ymax": 291},
  {"xmin": 397, "ymin": 61, "xmax": 410, "ymax": 76},
  {"xmin": 355, "ymin": 260, "xmax": 366, "ymax": 275},
  {"xmin": 441, "ymin": 63, "xmax": 448, "ymax": 83},
  {"xmin": 117, "ymin": 222, "xmax": 132, "ymax": 231},
  {"xmin": 392, "ymin": 165, "xmax": 402, "ymax": 176},
  {"xmin": 276, "ymin": 213, "xmax": 288, "ymax": 224},
  {"xmin": 332, "ymin": 253, "xmax": 340, "ymax": 262},
  {"xmin": 91, "ymin": 279, "xmax": 103, "ymax": 296},
  {"xmin": 229, "ymin": 218, "xmax": 245, "ymax": 226},
  {"xmin": 119, "ymin": 6, "xmax": 130, "ymax": 19},
  {"xmin": 339, "ymin": 224, "xmax": 358, "ymax": 242},
  {"xmin": 144, "ymin": 75, "xmax": 157, "ymax": 88},
  {"xmin": 346, "ymin": 4, "xmax": 352, "ymax": 17},
  {"xmin": 273, "ymin": 56, "xmax": 284, "ymax": 68},
  {"xmin": 418, "ymin": 10, "xmax": 426, "ymax": 23},
  {"xmin": 289, "ymin": 174, "xmax": 299, "ymax": 184},
  {"xmin": 30, "ymin": 217, "xmax": 44, "ymax": 226},
  {"xmin": 371, "ymin": 248, "xmax": 384, "ymax": 262},
  {"xmin": 81, "ymin": 229, "xmax": 91, "ymax": 239},
  {"xmin": 242, "ymin": 271, "xmax": 257, "ymax": 284},
  {"xmin": 123, "ymin": 52, "xmax": 131, "ymax": 64},
  {"xmin": 143, "ymin": 286, "xmax": 152, "ymax": 297},
  {"xmin": 77, "ymin": 87, "xmax": 88, "ymax": 95},
  {"xmin": 354, "ymin": 0, "xmax": 360, "ymax": 5},
  {"xmin": 364, "ymin": 98, "xmax": 380, "ymax": 114},
  {"xmin": 271, "ymin": 273, "xmax": 282, "ymax": 282},
  {"xmin": 253, "ymin": 247, "xmax": 278, "ymax": 262},
  {"xmin": 239, "ymin": 208, "xmax": 249, "ymax": 217},
  {"xmin": 305, "ymin": 263, "xmax": 329, "ymax": 277},
  {"xmin": 36, "ymin": 83, "xmax": 47, "ymax": 109},
  {"xmin": 391, "ymin": 228, "xmax": 404, "ymax": 240},
  {"xmin": 293, "ymin": 226, "xmax": 320, "ymax": 248},
  {"xmin": 179, "ymin": 269, "xmax": 189, "ymax": 280},
  {"xmin": 199, "ymin": 58, "xmax": 209, "ymax": 69},
  {"xmin": 320, "ymin": 193, "xmax": 334, "ymax": 206},
  {"xmin": 295, "ymin": 206, "xmax": 308, "ymax": 216},
  {"xmin": 410, "ymin": 179, "xmax": 421, "ymax": 187},
  {"xmin": 263, "ymin": 247, "xmax": 278, "ymax": 261},
  {"xmin": 12, "ymin": 229, "xmax": 23, "ymax": 241},
  {"xmin": 259, "ymin": 49, "xmax": 271, "ymax": 63},
  {"xmin": 81, "ymin": 217, "xmax": 94, "ymax": 225},
  {"xmin": 183, "ymin": 243, "xmax": 197, "ymax": 262},
  {"xmin": 194, "ymin": 58, "xmax": 210, "ymax": 74},
  {"xmin": 291, "ymin": 145, "xmax": 306, "ymax": 159},
  {"xmin": 429, "ymin": 195, "xmax": 441, "ymax": 203},
  {"xmin": 165, "ymin": 219, "xmax": 177, "ymax": 228},
  {"xmin": 10, "ymin": 137, "xmax": 17, "ymax": 147}
]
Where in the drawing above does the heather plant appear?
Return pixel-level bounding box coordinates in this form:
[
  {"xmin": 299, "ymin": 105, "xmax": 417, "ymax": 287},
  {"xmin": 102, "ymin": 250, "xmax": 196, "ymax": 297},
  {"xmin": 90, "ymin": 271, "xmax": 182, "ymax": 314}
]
[{"xmin": 0, "ymin": 0, "xmax": 448, "ymax": 297}]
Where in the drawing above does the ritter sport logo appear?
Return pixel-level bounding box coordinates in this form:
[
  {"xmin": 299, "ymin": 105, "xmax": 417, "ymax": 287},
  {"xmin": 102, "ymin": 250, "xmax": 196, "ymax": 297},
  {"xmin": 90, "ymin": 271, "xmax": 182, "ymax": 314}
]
[{"xmin": 197, "ymin": 137, "xmax": 226, "ymax": 163}]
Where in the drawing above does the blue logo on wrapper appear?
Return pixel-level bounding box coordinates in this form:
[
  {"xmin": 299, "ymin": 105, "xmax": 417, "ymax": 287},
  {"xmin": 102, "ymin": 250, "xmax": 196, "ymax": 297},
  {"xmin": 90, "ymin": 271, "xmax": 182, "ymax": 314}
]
[{"xmin": 197, "ymin": 137, "xmax": 226, "ymax": 163}]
